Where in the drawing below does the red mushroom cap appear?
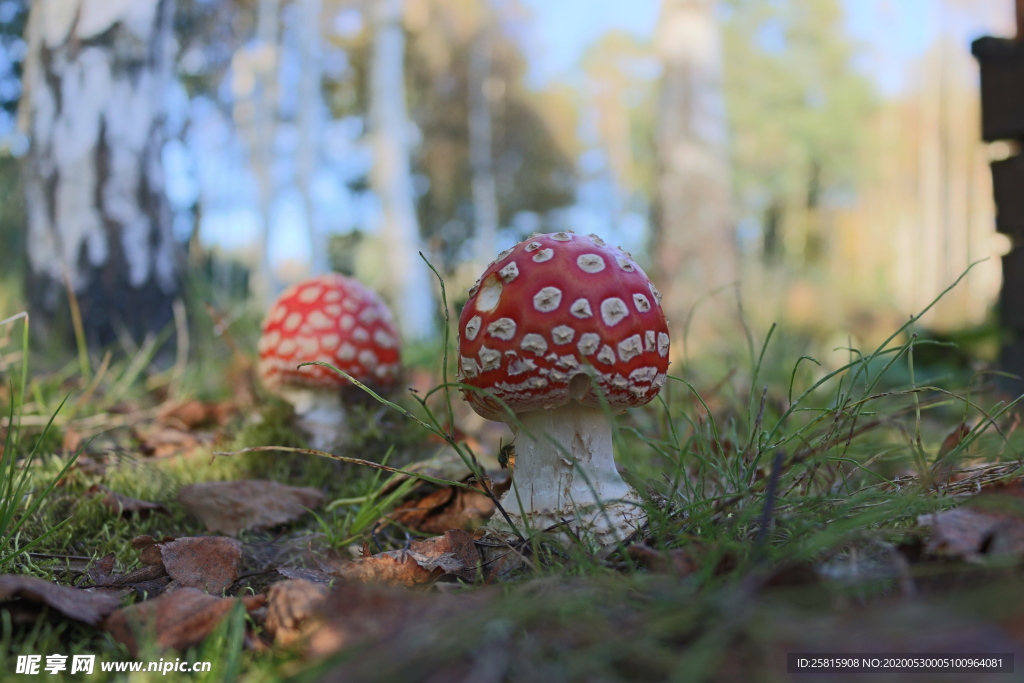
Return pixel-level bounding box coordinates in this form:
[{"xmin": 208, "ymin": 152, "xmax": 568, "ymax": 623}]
[
  {"xmin": 257, "ymin": 274, "xmax": 401, "ymax": 391},
  {"xmin": 458, "ymin": 232, "xmax": 670, "ymax": 420}
]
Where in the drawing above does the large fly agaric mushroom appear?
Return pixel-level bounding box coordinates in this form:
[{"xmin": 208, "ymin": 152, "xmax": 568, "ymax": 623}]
[
  {"xmin": 458, "ymin": 232, "xmax": 670, "ymax": 545},
  {"xmin": 257, "ymin": 274, "xmax": 401, "ymax": 450}
]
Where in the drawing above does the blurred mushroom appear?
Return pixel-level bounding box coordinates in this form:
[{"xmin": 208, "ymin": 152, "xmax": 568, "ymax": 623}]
[
  {"xmin": 257, "ymin": 274, "xmax": 401, "ymax": 450},
  {"xmin": 458, "ymin": 232, "xmax": 670, "ymax": 546}
]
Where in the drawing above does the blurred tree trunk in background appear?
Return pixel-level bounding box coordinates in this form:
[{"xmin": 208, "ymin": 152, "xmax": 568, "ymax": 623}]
[
  {"xmin": 469, "ymin": 14, "xmax": 499, "ymax": 269},
  {"xmin": 369, "ymin": 0, "xmax": 436, "ymax": 340},
  {"xmin": 251, "ymin": 0, "xmax": 280, "ymax": 299},
  {"xmin": 653, "ymin": 0, "xmax": 735, "ymax": 351},
  {"xmin": 297, "ymin": 0, "xmax": 328, "ymax": 276},
  {"xmin": 19, "ymin": 0, "xmax": 180, "ymax": 350}
]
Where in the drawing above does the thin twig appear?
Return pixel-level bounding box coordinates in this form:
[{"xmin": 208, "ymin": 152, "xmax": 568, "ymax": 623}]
[{"xmin": 215, "ymin": 445, "xmax": 478, "ymax": 491}]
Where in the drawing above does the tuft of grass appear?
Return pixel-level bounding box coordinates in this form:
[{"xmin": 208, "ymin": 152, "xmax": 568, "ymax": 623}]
[
  {"xmin": 4, "ymin": 260, "xmax": 1024, "ymax": 682},
  {"xmin": 0, "ymin": 314, "xmax": 84, "ymax": 567}
]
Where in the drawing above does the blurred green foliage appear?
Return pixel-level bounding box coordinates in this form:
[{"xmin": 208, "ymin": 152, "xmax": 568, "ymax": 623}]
[{"xmin": 722, "ymin": 0, "xmax": 875, "ymax": 264}]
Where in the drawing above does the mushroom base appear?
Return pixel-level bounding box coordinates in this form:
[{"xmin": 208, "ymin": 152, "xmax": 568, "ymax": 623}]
[
  {"xmin": 488, "ymin": 497, "xmax": 646, "ymax": 553},
  {"xmin": 490, "ymin": 403, "xmax": 647, "ymax": 549},
  {"xmin": 278, "ymin": 387, "xmax": 350, "ymax": 452}
]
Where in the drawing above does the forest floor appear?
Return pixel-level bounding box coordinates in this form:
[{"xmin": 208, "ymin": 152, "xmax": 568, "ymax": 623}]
[{"xmin": 2, "ymin": 285, "xmax": 1024, "ymax": 682}]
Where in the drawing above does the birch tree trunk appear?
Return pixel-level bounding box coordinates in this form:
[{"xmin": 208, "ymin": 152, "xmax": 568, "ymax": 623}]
[
  {"xmin": 296, "ymin": 0, "xmax": 328, "ymax": 275},
  {"xmin": 369, "ymin": 0, "xmax": 436, "ymax": 341},
  {"xmin": 20, "ymin": 0, "xmax": 180, "ymax": 348},
  {"xmin": 653, "ymin": 0, "xmax": 735, "ymax": 352},
  {"xmin": 252, "ymin": 0, "xmax": 280, "ymax": 299},
  {"xmin": 469, "ymin": 19, "xmax": 499, "ymax": 269}
]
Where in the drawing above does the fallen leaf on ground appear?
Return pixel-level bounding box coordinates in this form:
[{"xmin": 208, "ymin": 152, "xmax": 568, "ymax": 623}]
[
  {"xmin": 104, "ymin": 588, "xmax": 264, "ymax": 656},
  {"xmin": 918, "ymin": 479, "xmax": 1024, "ymax": 560},
  {"xmin": 117, "ymin": 534, "xmax": 240, "ymax": 593},
  {"xmin": 305, "ymin": 582, "xmax": 436, "ymax": 657},
  {"xmin": 323, "ymin": 530, "xmax": 481, "ymax": 587},
  {"xmin": 277, "ymin": 567, "xmax": 334, "ymax": 584},
  {"xmin": 627, "ymin": 541, "xmax": 737, "ymax": 578},
  {"xmin": 933, "ymin": 423, "xmax": 973, "ymax": 484},
  {"xmin": 87, "ymin": 485, "xmax": 168, "ymax": 517},
  {"xmin": 158, "ymin": 400, "xmax": 234, "ymax": 429},
  {"xmin": 158, "ymin": 536, "xmax": 242, "ymax": 593},
  {"xmin": 391, "ymin": 483, "xmax": 496, "ymax": 534},
  {"xmin": 918, "ymin": 508, "xmax": 1024, "ymax": 559},
  {"xmin": 627, "ymin": 545, "xmax": 702, "ymax": 576},
  {"xmin": 177, "ymin": 480, "xmax": 325, "ymax": 535},
  {"xmin": 89, "ymin": 553, "xmax": 117, "ymax": 585},
  {"xmin": 96, "ymin": 565, "xmax": 169, "ymax": 593},
  {"xmin": 62, "ymin": 429, "xmax": 82, "ymax": 453},
  {"xmin": 938, "ymin": 423, "xmax": 971, "ymax": 460},
  {"xmin": 133, "ymin": 535, "xmax": 175, "ymax": 565},
  {"xmin": 71, "ymin": 455, "xmax": 106, "ymax": 477},
  {"xmin": 0, "ymin": 575, "xmax": 122, "ymax": 625},
  {"xmin": 135, "ymin": 426, "xmax": 211, "ymax": 458},
  {"xmin": 264, "ymin": 579, "xmax": 329, "ymax": 647},
  {"xmin": 306, "ymin": 580, "xmax": 491, "ymax": 660}
]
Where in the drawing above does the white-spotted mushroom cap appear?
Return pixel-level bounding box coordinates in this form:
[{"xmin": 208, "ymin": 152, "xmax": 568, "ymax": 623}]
[
  {"xmin": 458, "ymin": 232, "xmax": 670, "ymax": 420},
  {"xmin": 257, "ymin": 274, "xmax": 401, "ymax": 391}
]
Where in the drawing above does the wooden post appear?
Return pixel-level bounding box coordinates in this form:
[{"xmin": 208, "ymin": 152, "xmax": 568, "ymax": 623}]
[
  {"xmin": 1018, "ymin": 0, "xmax": 1024, "ymax": 43},
  {"xmin": 973, "ymin": 1, "xmax": 1024, "ymax": 393}
]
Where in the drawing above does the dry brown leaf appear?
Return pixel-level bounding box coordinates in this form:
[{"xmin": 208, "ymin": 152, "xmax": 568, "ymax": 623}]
[
  {"xmin": 158, "ymin": 400, "xmax": 233, "ymax": 429},
  {"xmin": 88, "ymin": 551, "xmax": 171, "ymax": 598},
  {"xmin": 131, "ymin": 535, "xmax": 175, "ymax": 566},
  {"xmin": 391, "ymin": 487, "xmax": 454, "ymax": 529},
  {"xmin": 71, "ymin": 455, "xmax": 106, "ymax": 477},
  {"xmin": 918, "ymin": 508, "xmax": 1024, "ymax": 559},
  {"xmin": 87, "ymin": 485, "xmax": 168, "ymax": 517},
  {"xmin": 938, "ymin": 423, "xmax": 971, "ymax": 460},
  {"xmin": 158, "ymin": 536, "xmax": 242, "ymax": 593},
  {"xmin": 933, "ymin": 423, "xmax": 973, "ymax": 484},
  {"xmin": 919, "ymin": 478, "xmax": 1024, "ymax": 560},
  {"xmin": 328, "ymin": 552, "xmax": 434, "ymax": 587},
  {"xmin": 264, "ymin": 579, "xmax": 329, "ymax": 647},
  {"xmin": 89, "ymin": 553, "xmax": 117, "ymax": 585},
  {"xmin": 627, "ymin": 545, "xmax": 702, "ymax": 576},
  {"xmin": 306, "ymin": 580, "xmax": 491, "ymax": 660},
  {"xmin": 160, "ymin": 399, "xmax": 210, "ymax": 428},
  {"xmin": 305, "ymin": 582, "xmax": 434, "ymax": 657},
  {"xmin": 177, "ymin": 480, "xmax": 325, "ymax": 535},
  {"xmin": 277, "ymin": 567, "xmax": 334, "ymax": 584},
  {"xmin": 131, "ymin": 534, "xmax": 170, "ymax": 549},
  {"xmin": 136, "ymin": 426, "xmax": 211, "ymax": 458},
  {"xmin": 0, "ymin": 575, "xmax": 122, "ymax": 625},
  {"xmin": 62, "ymin": 429, "xmax": 82, "ymax": 453},
  {"xmin": 391, "ymin": 484, "xmax": 496, "ymax": 534},
  {"xmin": 626, "ymin": 541, "xmax": 737, "ymax": 579},
  {"xmin": 104, "ymin": 588, "xmax": 265, "ymax": 656},
  {"xmin": 325, "ymin": 530, "xmax": 481, "ymax": 587}
]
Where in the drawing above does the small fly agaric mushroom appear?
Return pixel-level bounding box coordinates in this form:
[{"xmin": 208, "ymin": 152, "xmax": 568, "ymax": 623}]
[
  {"xmin": 257, "ymin": 274, "xmax": 401, "ymax": 450},
  {"xmin": 458, "ymin": 232, "xmax": 670, "ymax": 545}
]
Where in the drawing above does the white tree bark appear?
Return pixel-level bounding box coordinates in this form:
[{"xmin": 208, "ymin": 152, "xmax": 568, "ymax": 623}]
[
  {"xmin": 369, "ymin": 0, "xmax": 436, "ymax": 341},
  {"xmin": 653, "ymin": 0, "xmax": 735, "ymax": 349},
  {"xmin": 253, "ymin": 0, "xmax": 280, "ymax": 299},
  {"xmin": 469, "ymin": 19, "xmax": 500, "ymax": 269},
  {"xmin": 20, "ymin": 0, "xmax": 180, "ymax": 348},
  {"xmin": 296, "ymin": 0, "xmax": 328, "ymax": 276}
]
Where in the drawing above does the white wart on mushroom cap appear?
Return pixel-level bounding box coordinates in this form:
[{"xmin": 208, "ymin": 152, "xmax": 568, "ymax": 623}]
[
  {"xmin": 257, "ymin": 274, "xmax": 402, "ymax": 391},
  {"xmin": 458, "ymin": 232, "xmax": 670, "ymax": 420}
]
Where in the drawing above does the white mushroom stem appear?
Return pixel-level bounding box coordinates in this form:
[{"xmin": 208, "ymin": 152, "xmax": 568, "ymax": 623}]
[
  {"xmin": 496, "ymin": 403, "xmax": 645, "ymax": 547},
  {"xmin": 278, "ymin": 387, "xmax": 350, "ymax": 452}
]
